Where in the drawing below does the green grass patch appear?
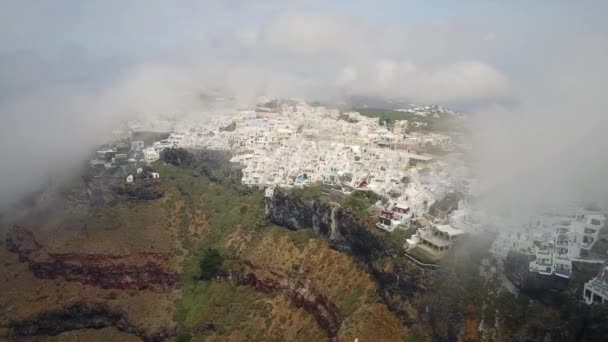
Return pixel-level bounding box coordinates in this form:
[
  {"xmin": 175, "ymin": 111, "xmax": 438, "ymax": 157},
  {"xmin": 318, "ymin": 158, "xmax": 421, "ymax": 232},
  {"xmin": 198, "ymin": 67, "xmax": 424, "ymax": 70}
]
[
  {"xmin": 166, "ymin": 157, "xmax": 269, "ymax": 331},
  {"xmin": 291, "ymin": 184, "xmax": 323, "ymax": 201},
  {"xmin": 380, "ymin": 227, "xmax": 415, "ymax": 254},
  {"xmin": 175, "ymin": 281, "xmax": 266, "ymax": 332},
  {"xmin": 338, "ymin": 286, "xmax": 366, "ymax": 317}
]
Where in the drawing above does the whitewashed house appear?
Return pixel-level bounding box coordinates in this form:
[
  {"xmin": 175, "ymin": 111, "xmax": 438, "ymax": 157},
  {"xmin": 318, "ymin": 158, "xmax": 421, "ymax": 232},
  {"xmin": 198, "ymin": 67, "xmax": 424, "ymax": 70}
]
[{"xmin": 143, "ymin": 148, "xmax": 160, "ymax": 163}]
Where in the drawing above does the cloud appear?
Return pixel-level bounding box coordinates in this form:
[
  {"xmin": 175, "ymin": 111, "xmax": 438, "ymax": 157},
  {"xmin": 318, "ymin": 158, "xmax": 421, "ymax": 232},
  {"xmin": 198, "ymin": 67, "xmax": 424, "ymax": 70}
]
[
  {"xmin": 229, "ymin": 9, "xmax": 510, "ymax": 103},
  {"xmin": 0, "ymin": 2, "xmax": 554, "ymax": 209},
  {"xmin": 471, "ymin": 35, "xmax": 608, "ymax": 219},
  {"xmin": 261, "ymin": 11, "xmax": 369, "ymax": 60},
  {"xmin": 335, "ymin": 59, "xmax": 509, "ymax": 103}
]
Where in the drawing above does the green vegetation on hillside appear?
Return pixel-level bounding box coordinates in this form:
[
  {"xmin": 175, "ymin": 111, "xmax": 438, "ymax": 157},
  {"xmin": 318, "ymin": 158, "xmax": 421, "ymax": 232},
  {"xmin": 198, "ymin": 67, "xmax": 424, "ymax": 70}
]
[
  {"xmin": 342, "ymin": 190, "xmax": 385, "ymax": 221},
  {"xmin": 291, "ymin": 184, "xmax": 323, "ymax": 201},
  {"xmin": 166, "ymin": 161, "xmax": 267, "ymax": 336},
  {"xmin": 354, "ymin": 108, "xmax": 464, "ymax": 132}
]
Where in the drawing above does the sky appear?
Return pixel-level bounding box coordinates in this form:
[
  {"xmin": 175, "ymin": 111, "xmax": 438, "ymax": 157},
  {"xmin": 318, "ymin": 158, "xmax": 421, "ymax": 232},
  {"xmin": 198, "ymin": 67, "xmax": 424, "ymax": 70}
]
[{"xmin": 0, "ymin": 1, "xmax": 607, "ymax": 215}]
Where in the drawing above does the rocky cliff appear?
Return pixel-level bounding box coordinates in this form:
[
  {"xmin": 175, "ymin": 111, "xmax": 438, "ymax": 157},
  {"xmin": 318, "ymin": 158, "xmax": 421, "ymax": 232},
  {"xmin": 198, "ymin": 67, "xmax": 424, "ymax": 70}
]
[
  {"xmin": 265, "ymin": 189, "xmax": 384, "ymax": 261},
  {"xmin": 265, "ymin": 189, "xmax": 431, "ymax": 332},
  {"xmin": 6, "ymin": 226, "xmax": 179, "ymax": 290}
]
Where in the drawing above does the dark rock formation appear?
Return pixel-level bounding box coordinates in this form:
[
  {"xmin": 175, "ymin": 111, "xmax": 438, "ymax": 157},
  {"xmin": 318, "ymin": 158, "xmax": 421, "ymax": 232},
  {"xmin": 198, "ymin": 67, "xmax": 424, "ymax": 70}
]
[
  {"xmin": 218, "ymin": 262, "xmax": 343, "ymax": 337},
  {"xmin": 265, "ymin": 189, "xmax": 383, "ymax": 261},
  {"xmin": 6, "ymin": 226, "xmax": 179, "ymax": 289},
  {"xmin": 10, "ymin": 302, "xmax": 174, "ymax": 342}
]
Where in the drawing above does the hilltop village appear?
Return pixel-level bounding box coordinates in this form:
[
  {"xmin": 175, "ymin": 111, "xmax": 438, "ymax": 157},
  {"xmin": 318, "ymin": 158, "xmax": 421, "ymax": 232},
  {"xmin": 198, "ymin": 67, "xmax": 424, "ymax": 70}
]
[{"xmin": 92, "ymin": 97, "xmax": 608, "ymax": 305}]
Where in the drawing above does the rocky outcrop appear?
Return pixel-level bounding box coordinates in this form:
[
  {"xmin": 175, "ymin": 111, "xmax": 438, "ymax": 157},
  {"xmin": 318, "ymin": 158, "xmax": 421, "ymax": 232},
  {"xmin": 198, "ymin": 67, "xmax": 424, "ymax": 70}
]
[
  {"xmin": 218, "ymin": 262, "xmax": 343, "ymax": 337},
  {"xmin": 265, "ymin": 190, "xmax": 383, "ymax": 261},
  {"xmin": 6, "ymin": 226, "xmax": 179, "ymax": 290},
  {"xmin": 10, "ymin": 302, "xmax": 171, "ymax": 341}
]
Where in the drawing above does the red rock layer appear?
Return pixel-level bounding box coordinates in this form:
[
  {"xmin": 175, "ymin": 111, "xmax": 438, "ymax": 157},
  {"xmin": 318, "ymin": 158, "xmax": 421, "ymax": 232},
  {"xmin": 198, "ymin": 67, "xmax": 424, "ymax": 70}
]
[{"xmin": 6, "ymin": 226, "xmax": 179, "ymax": 290}]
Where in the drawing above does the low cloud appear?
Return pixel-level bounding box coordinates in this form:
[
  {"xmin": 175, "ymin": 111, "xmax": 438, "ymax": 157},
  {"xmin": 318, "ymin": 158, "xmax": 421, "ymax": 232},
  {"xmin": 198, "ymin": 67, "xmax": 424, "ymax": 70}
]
[
  {"xmin": 335, "ymin": 59, "xmax": 509, "ymax": 103},
  {"xmin": 471, "ymin": 36, "xmax": 608, "ymax": 220},
  {"xmin": 4, "ymin": 2, "xmax": 600, "ymax": 212}
]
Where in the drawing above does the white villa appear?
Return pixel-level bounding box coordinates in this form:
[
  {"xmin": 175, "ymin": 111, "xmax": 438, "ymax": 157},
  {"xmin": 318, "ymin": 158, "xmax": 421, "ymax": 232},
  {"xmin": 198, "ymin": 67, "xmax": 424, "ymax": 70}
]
[
  {"xmin": 406, "ymin": 224, "xmax": 465, "ymax": 256},
  {"xmin": 584, "ymin": 266, "xmax": 608, "ymax": 304}
]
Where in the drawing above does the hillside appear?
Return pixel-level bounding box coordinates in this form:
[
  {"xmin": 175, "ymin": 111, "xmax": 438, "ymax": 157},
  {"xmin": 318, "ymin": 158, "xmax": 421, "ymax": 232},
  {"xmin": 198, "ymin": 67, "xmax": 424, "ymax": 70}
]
[
  {"xmin": 0, "ymin": 151, "xmax": 409, "ymax": 341},
  {"xmin": 2, "ymin": 150, "xmax": 607, "ymax": 342}
]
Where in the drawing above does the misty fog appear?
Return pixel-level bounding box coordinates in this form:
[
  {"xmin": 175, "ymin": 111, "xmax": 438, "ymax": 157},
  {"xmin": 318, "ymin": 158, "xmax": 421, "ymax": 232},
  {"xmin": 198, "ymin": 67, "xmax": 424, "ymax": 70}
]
[{"xmin": 1, "ymin": 0, "xmax": 607, "ymax": 218}]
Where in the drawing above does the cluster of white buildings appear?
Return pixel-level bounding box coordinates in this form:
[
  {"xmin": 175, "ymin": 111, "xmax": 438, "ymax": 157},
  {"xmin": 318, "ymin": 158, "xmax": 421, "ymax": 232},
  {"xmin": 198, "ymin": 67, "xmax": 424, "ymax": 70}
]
[
  {"xmin": 123, "ymin": 97, "xmax": 608, "ymax": 304},
  {"xmin": 131, "ymin": 98, "xmax": 478, "ymax": 260},
  {"xmin": 138, "ymin": 101, "xmax": 459, "ymax": 207},
  {"xmin": 491, "ymin": 209, "xmax": 606, "ymax": 280}
]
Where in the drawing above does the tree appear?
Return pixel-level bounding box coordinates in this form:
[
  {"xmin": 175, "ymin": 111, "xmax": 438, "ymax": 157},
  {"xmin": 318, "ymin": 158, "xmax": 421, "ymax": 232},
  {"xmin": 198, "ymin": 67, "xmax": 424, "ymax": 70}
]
[
  {"xmin": 199, "ymin": 248, "xmax": 224, "ymax": 280},
  {"xmin": 161, "ymin": 148, "xmax": 194, "ymax": 167}
]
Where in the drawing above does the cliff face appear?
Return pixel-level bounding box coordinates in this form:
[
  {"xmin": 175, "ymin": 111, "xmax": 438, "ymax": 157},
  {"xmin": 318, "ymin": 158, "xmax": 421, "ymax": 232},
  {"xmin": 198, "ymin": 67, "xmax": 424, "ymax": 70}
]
[
  {"xmin": 265, "ymin": 190, "xmax": 383, "ymax": 261},
  {"xmin": 265, "ymin": 190, "xmax": 431, "ymax": 332},
  {"xmin": 6, "ymin": 226, "xmax": 179, "ymax": 290}
]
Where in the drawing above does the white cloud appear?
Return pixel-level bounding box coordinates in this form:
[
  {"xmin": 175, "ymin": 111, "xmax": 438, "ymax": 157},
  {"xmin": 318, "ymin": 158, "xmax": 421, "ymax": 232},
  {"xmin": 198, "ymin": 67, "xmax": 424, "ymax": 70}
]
[
  {"xmin": 0, "ymin": 4, "xmax": 516, "ymax": 207},
  {"xmin": 471, "ymin": 36, "xmax": 608, "ymax": 218},
  {"xmin": 261, "ymin": 11, "xmax": 368, "ymax": 59},
  {"xmin": 334, "ymin": 59, "xmax": 509, "ymax": 103}
]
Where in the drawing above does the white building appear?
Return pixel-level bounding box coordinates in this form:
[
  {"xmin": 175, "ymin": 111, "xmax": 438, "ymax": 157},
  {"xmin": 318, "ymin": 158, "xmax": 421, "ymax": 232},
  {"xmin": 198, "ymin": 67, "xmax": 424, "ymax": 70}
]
[
  {"xmin": 584, "ymin": 266, "xmax": 608, "ymax": 304},
  {"xmin": 131, "ymin": 140, "xmax": 144, "ymax": 151},
  {"xmin": 406, "ymin": 224, "xmax": 465, "ymax": 257},
  {"xmin": 143, "ymin": 147, "xmax": 160, "ymax": 163},
  {"xmin": 492, "ymin": 209, "xmax": 606, "ymax": 280}
]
